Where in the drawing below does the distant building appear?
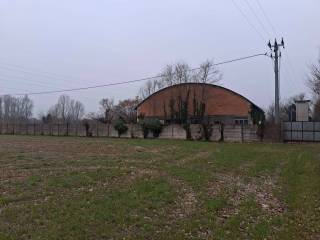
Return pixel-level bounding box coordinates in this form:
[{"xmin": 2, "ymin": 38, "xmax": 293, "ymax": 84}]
[
  {"xmin": 136, "ymin": 83, "xmax": 264, "ymax": 125},
  {"xmin": 295, "ymin": 100, "xmax": 310, "ymax": 122}
]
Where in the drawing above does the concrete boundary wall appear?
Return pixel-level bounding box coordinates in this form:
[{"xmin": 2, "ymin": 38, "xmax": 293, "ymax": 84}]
[
  {"xmin": 0, "ymin": 122, "xmax": 259, "ymax": 142},
  {"xmin": 283, "ymin": 121, "xmax": 320, "ymax": 142}
]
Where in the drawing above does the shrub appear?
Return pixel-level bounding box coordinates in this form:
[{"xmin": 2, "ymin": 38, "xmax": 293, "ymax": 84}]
[
  {"xmin": 83, "ymin": 120, "xmax": 92, "ymax": 137},
  {"xmin": 142, "ymin": 125, "xmax": 149, "ymax": 139},
  {"xmin": 183, "ymin": 123, "xmax": 192, "ymax": 140},
  {"xmin": 114, "ymin": 119, "xmax": 128, "ymax": 137},
  {"xmin": 202, "ymin": 123, "xmax": 213, "ymax": 141},
  {"xmin": 141, "ymin": 119, "xmax": 163, "ymax": 138}
]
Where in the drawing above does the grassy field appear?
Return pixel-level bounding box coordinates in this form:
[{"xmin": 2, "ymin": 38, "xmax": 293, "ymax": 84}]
[{"xmin": 0, "ymin": 136, "xmax": 319, "ymax": 240}]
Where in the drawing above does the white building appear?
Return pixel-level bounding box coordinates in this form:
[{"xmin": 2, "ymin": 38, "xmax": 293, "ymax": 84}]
[{"xmin": 295, "ymin": 100, "xmax": 310, "ymax": 122}]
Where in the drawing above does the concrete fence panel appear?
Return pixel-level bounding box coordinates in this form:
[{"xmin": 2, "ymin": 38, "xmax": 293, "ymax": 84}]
[
  {"xmin": 0, "ymin": 122, "xmax": 260, "ymax": 142},
  {"xmin": 159, "ymin": 124, "xmax": 186, "ymax": 139},
  {"xmin": 283, "ymin": 121, "xmax": 320, "ymax": 142}
]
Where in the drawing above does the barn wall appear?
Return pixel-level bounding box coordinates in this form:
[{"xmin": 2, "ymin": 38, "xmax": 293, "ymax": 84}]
[{"xmin": 137, "ymin": 84, "xmax": 253, "ymax": 120}]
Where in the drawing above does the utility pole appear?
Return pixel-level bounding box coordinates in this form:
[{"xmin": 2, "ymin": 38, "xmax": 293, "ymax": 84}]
[{"xmin": 268, "ymin": 38, "xmax": 285, "ymax": 125}]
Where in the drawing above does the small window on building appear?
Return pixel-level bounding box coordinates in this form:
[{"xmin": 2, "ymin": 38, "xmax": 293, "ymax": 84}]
[{"xmin": 235, "ymin": 119, "xmax": 248, "ymax": 125}]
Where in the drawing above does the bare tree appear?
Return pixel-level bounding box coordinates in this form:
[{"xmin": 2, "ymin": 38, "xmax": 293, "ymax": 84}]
[
  {"xmin": 60, "ymin": 95, "xmax": 71, "ymax": 121},
  {"xmin": 69, "ymin": 100, "xmax": 85, "ymax": 121},
  {"xmin": 48, "ymin": 95, "xmax": 85, "ymax": 122},
  {"xmin": 99, "ymin": 98, "xmax": 114, "ymax": 123},
  {"xmin": 197, "ymin": 60, "xmax": 222, "ymax": 84},
  {"xmin": 174, "ymin": 62, "xmax": 190, "ymax": 84},
  {"xmin": 50, "ymin": 95, "xmax": 70, "ymax": 121},
  {"xmin": 161, "ymin": 65, "xmax": 175, "ymax": 87},
  {"xmin": 139, "ymin": 80, "xmax": 158, "ymax": 99},
  {"xmin": 139, "ymin": 60, "xmax": 222, "ymax": 99},
  {"xmin": 307, "ymin": 56, "xmax": 320, "ymax": 119},
  {"xmin": 48, "ymin": 104, "xmax": 59, "ymax": 122},
  {"xmin": 92, "ymin": 98, "xmax": 114, "ymax": 136},
  {"xmin": 307, "ymin": 57, "xmax": 320, "ymax": 96},
  {"xmin": 0, "ymin": 95, "xmax": 33, "ymax": 122},
  {"xmin": 114, "ymin": 97, "xmax": 141, "ymax": 123},
  {"xmin": 313, "ymin": 98, "xmax": 320, "ymax": 121},
  {"xmin": 3, "ymin": 95, "xmax": 15, "ymax": 121},
  {"xmin": 20, "ymin": 95, "xmax": 33, "ymax": 120}
]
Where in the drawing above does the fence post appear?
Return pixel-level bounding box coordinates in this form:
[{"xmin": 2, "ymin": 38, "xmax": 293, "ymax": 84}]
[
  {"xmin": 241, "ymin": 123, "xmax": 244, "ymax": 143},
  {"xmin": 302, "ymin": 122, "xmax": 304, "ymax": 142},
  {"xmin": 58, "ymin": 124, "xmax": 60, "ymax": 136},
  {"xmin": 66, "ymin": 123, "xmax": 69, "ymax": 136},
  {"xmin": 96, "ymin": 121, "xmax": 99, "ymax": 137},
  {"xmin": 171, "ymin": 124, "xmax": 174, "ymax": 138},
  {"xmin": 291, "ymin": 121, "xmax": 292, "ymax": 142},
  {"xmin": 33, "ymin": 121, "xmax": 36, "ymax": 135},
  {"xmin": 313, "ymin": 122, "xmax": 315, "ymax": 142}
]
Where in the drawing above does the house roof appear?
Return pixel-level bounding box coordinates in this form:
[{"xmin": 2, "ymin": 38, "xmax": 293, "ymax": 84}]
[
  {"xmin": 135, "ymin": 82, "xmax": 264, "ymax": 113},
  {"xmin": 295, "ymin": 100, "xmax": 311, "ymax": 103}
]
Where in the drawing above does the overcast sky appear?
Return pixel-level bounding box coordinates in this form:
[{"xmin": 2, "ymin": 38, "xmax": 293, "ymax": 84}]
[{"xmin": 0, "ymin": 0, "xmax": 319, "ymax": 116}]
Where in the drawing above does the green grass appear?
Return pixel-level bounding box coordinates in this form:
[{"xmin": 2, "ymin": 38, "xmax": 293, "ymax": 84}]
[{"xmin": 0, "ymin": 136, "xmax": 319, "ymax": 239}]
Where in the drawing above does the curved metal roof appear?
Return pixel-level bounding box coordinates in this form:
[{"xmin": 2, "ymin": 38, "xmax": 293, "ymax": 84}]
[{"xmin": 135, "ymin": 82, "xmax": 264, "ymax": 112}]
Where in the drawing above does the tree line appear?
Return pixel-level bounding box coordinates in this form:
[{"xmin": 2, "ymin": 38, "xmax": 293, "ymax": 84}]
[{"xmin": 0, "ymin": 95, "xmax": 33, "ymax": 122}]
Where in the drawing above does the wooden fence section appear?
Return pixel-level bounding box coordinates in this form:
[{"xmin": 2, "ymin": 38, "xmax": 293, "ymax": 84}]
[
  {"xmin": 283, "ymin": 121, "xmax": 320, "ymax": 142},
  {"xmin": 0, "ymin": 122, "xmax": 260, "ymax": 142}
]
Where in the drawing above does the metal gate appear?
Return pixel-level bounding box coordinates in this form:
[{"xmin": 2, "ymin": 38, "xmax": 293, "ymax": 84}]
[{"xmin": 283, "ymin": 121, "xmax": 320, "ymax": 142}]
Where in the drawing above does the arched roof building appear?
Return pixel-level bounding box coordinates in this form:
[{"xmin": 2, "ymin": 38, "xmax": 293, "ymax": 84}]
[{"xmin": 136, "ymin": 83, "xmax": 264, "ymax": 125}]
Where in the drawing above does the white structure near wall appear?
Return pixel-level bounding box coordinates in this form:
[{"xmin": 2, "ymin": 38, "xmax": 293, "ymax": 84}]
[{"xmin": 295, "ymin": 100, "xmax": 310, "ymax": 122}]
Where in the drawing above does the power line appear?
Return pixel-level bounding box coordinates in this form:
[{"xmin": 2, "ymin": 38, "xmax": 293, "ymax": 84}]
[
  {"xmin": 0, "ymin": 62, "xmax": 121, "ymax": 103},
  {"xmin": 0, "ymin": 68, "xmax": 101, "ymax": 103},
  {"xmin": 0, "ymin": 63, "xmax": 92, "ymax": 89},
  {"xmin": 0, "ymin": 86, "xmax": 31, "ymax": 93},
  {"xmin": 0, "ymin": 74, "xmax": 64, "ymax": 89},
  {"xmin": 0, "ymin": 61, "xmax": 84, "ymax": 82},
  {"xmin": 6, "ymin": 53, "xmax": 267, "ymax": 96},
  {"xmin": 211, "ymin": 52, "xmax": 267, "ymax": 66},
  {"xmin": 236, "ymin": 0, "xmax": 282, "ymax": 123},
  {"xmin": 244, "ymin": 0, "xmax": 271, "ymax": 38},
  {"xmin": 0, "ymin": 61, "xmax": 113, "ymax": 99},
  {"xmin": 230, "ymin": 0, "xmax": 266, "ymax": 42},
  {"xmin": 255, "ymin": 0, "xmax": 279, "ymax": 37},
  {"xmin": 253, "ymin": 0, "xmax": 301, "ymax": 88},
  {"xmin": 281, "ymin": 58, "xmax": 300, "ymax": 91},
  {"xmin": 283, "ymin": 52, "xmax": 300, "ymax": 83}
]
